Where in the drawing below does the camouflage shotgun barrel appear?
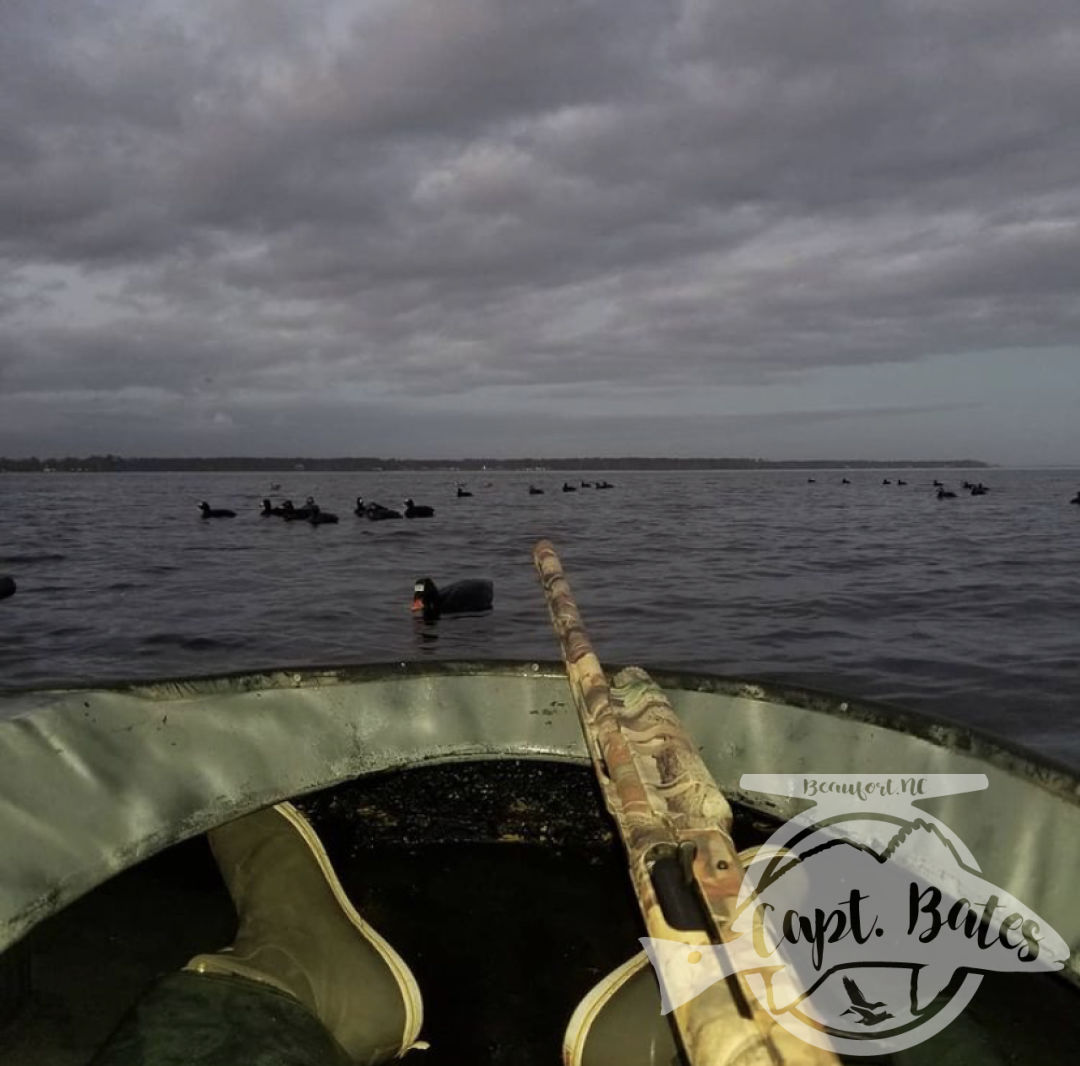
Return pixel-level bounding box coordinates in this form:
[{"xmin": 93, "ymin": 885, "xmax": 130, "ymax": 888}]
[{"xmin": 532, "ymin": 540, "xmax": 838, "ymax": 1066}]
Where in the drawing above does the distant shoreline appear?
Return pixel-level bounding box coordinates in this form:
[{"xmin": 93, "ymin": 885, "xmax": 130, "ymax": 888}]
[{"xmin": 0, "ymin": 456, "xmax": 992, "ymax": 473}]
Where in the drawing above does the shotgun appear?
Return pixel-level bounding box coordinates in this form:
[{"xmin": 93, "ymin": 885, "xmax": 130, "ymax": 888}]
[{"xmin": 532, "ymin": 539, "xmax": 838, "ymax": 1066}]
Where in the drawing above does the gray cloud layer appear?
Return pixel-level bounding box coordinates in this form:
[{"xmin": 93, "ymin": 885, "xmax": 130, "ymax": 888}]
[{"xmin": 1, "ymin": 0, "xmax": 1078, "ymax": 456}]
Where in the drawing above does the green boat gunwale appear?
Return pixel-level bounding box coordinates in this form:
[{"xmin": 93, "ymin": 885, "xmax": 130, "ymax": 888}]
[{"xmin": 5, "ymin": 657, "xmax": 1074, "ymax": 806}]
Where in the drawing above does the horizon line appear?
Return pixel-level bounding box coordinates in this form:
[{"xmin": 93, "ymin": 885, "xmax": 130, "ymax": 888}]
[{"xmin": 0, "ymin": 454, "xmax": 994, "ymax": 468}]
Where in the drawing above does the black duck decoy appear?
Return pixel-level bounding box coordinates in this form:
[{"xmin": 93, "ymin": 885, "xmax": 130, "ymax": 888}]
[
  {"xmin": 411, "ymin": 577, "xmax": 494, "ymax": 621},
  {"xmin": 308, "ymin": 503, "xmax": 339, "ymax": 525},
  {"xmin": 357, "ymin": 497, "xmax": 403, "ymax": 520},
  {"xmin": 281, "ymin": 498, "xmax": 314, "ymax": 521}
]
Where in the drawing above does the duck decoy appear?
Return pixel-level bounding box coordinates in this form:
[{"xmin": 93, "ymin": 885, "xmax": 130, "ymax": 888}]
[
  {"xmin": 281, "ymin": 499, "xmax": 314, "ymax": 521},
  {"xmin": 308, "ymin": 503, "xmax": 339, "ymax": 525},
  {"xmin": 970, "ymin": 483, "xmax": 989, "ymax": 496},
  {"xmin": 882, "ymin": 479, "xmax": 892, "ymax": 485},
  {"xmin": 937, "ymin": 488, "xmax": 957, "ymax": 499},
  {"xmin": 261, "ymin": 499, "xmax": 286, "ymax": 516},
  {"xmin": 807, "ymin": 478, "xmax": 816, "ymax": 484},
  {"xmin": 456, "ymin": 486, "xmax": 473, "ymax": 498},
  {"xmin": 199, "ymin": 502, "xmax": 236, "ymax": 518},
  {"xmin": 580, "ymin": 480, "xmax": 593, "ymax": 488},
  {"xmin": 404, "ymin": 498, "xmax": 435, "ymax": 518},
  {"xmin": 562, "ymin": 482, "xmax": 577, "ymax": 492},
  {"xmin": 841, "ymin": 478, "xmax": 851, "ymax": 484},
  {"xmin": 897, "ymin": 479, "xmax": 907, "ymax": 486},
  {"xmin": 357, "ymin": 497, "xmax": 403, "ymax": 520},
  {"xmin": 595, "ymin": 480, "xmax": 614, "ymax": 489},
  {"xmin": 412, "ymin": 577, "xmax": 493, "ymax": 621},
  {"xmin": 528, "ymin": 485, "xmax": 544, "ymax": 495}
]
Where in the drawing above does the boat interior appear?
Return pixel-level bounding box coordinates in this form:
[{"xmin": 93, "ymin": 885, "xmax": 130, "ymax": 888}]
[{"xmin": 1, "ymin": 662, "xmax": 1078, "ymax": 1065}]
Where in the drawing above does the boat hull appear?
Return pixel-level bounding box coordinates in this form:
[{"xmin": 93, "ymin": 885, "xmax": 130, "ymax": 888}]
[{"xmin": 1, "ymin": 661, "xmax": 1077, "ymax": 981}]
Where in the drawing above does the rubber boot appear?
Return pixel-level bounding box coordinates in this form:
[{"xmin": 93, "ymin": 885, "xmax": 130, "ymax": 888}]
[{"xmin": 186, "ymin": 802, "xmax": 424, "ymax": 1064}]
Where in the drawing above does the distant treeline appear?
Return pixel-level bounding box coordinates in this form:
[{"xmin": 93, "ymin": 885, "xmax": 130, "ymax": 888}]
[{"xmin": 0, "ymin": 455, "xmax": 991, "ymax": 473}]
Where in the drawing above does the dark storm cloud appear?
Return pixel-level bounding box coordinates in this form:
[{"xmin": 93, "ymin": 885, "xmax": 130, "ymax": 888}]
[{"xmin": 0, "ymin": 0, "xmax": 1078, "ymax": 453}]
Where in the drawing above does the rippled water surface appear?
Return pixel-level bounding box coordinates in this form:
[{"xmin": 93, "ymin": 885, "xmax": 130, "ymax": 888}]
[{"xmin": 1, "ymin": 469, "xmax": 1077, "ymax": 764}]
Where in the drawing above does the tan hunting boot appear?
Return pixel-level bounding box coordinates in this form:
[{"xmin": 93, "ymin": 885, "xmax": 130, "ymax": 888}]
[{"xmin": 187, "ymin": 802, "xmax": 425, "ymax": 1064}]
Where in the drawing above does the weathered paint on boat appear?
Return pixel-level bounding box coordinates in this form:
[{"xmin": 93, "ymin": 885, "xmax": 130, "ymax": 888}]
[{"xmin": 1, "ymin": 659, "xmax": 1077, "ymax": 993}]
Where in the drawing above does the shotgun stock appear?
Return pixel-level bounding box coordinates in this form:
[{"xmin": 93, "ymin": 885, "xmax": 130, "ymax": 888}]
[{"xmin": 532, "ymin": 540, "xmax": 838, "ymax": 1066}]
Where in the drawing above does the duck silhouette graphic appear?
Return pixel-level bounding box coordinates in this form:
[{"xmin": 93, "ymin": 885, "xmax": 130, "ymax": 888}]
[{"xmin": 839, "ymin": 977, "xmax": 893, "ymax": 1026}]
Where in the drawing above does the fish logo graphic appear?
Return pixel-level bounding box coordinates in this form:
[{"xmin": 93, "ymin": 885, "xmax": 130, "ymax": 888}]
[{"xmin": 640, "ymin": 774, "xmax": 1069, "ymax": 1056}]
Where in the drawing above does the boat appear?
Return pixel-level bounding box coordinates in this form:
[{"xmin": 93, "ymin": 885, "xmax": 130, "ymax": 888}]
[{"xmin": 1, "ymin": 657, "xmax": 1078, "ymax": 1064}]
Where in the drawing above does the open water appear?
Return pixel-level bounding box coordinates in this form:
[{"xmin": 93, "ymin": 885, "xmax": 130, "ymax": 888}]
[{"xmin": 0, "ymin": 468, "xmax": 1077, "ymax": 765}]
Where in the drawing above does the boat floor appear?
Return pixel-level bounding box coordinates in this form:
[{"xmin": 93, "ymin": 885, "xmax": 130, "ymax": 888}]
[{"xmin": 0, "ymin": 760, "xmax": 1077, "ymax": 1065}]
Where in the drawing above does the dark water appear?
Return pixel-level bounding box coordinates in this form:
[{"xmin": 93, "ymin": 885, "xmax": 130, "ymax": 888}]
[{"xmin": 0, "ymin": 469, "xmax": 1077, "ymax": 764}]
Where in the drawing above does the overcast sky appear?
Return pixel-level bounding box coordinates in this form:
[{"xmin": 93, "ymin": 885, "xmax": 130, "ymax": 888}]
[{"xmin": 1, "ymin": 0, "xmax": 1078, "ymax": 461}]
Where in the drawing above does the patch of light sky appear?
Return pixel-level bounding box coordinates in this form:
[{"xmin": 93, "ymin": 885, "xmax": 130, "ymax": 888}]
[
  {"xmin": 404, "ymin": 348, "xmax": 1074, "ymax": 418},
  {"xmin": 6, "ymin": 265, "xmax": 162, "ymax": 328}
]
